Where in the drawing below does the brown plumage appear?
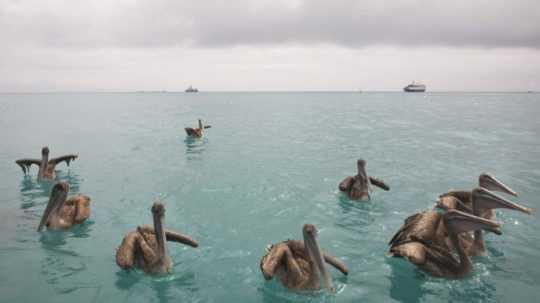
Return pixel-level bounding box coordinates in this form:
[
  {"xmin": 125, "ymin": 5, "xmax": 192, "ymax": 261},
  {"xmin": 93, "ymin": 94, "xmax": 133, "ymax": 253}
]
[
  {"xmin": 339, "ymin": 159, "xmax": 390, "ymax": 201},
  {"xmin": 260, "ymin": 224, "xmax": 348, "ymax": 291},
  {"xmin": 16, "ymin": 146, "xmax": 77, "ymax": 181},
  {"xmin": 185, "ymin": 119, "xmax": 211, "ymax": 138},
  {"xmin": 438, "ymin": 173, "xmax": 518, "ymax": 220},
  {"xmin": 388, "ymin": 209, "xmax": 501, "ymax": 279},
  {"xmin": 37, "ymin": 182, "xmax": 90, "ymax": 231},
  {"xmin": 116, "ymin": 203, "xmax": 198, "ymax": 274}
]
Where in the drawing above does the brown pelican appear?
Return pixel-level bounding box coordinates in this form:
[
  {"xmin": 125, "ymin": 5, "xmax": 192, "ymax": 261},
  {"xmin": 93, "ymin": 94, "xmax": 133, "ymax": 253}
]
[
  {"xmin": 438, "ymin": 173, "xmax": 518, "ymax": 219},
  {"xmin": 339, "ymin": 159, "xmax": 390, "ymax": 201},
  {"xmin": 116, "ymin": 202, "xmax": 199, "ymax": 274},
  {"xmin": 388, "ymin": 209, "xmax": 501, "ymax": 279},
  {"xmin": 37, "ymin": 182, "xmax": 90, "ymax": 231},
  {"xmin": 184, "ymin": 119, "xmax": 211, "ymax": 138},
  {"xmin": 260, "ymin": 224, "xmax": 349, "ymax": 291},
  {"xmin": 390, "ymin": 188, "xmax": 532, "ymax": 257},
  {"xmin": 16, "ymin": 146, "xmax": 78, "ymax": 181}
]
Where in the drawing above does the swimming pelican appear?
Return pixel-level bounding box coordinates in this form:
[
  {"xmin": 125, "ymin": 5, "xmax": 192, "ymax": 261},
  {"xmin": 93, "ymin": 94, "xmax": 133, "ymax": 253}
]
[
  {"xmin": 438, "ymin": 173, "xmax": 517, "ymax": 219},
  {"xmin": 116, "ymin": 202, "xmax": 199, "ymax": 274},
  {"xmin": 388, "ymin": 209, "xmax": 501, "ymax": 279},
  {"xmin": 390, "ymin": 188, "xmax": 531, "ymax": 257},
  {"xmin": 37, "ymin": 182, "xmax": 90, "ymax": 231},
  {"xmin": 16, "ymin": 146, "xmax": 78, "ymax": 181},
  {"xmin": 260, "ymin": 224, "xmax": 348, "ymax": 291},
  {"xmin": 184, "ymin": 119, "xmax": 211, "ymax": 138},
  {"xmin": 339, "ymin": 159, "xmax": 390, "ymax": 201}
]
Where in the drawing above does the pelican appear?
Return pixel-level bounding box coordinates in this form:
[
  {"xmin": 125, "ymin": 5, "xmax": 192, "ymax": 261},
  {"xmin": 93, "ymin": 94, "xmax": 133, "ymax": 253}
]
[
  {"xmin": 184, "ymin": 119, "xmax": 211, "ymax": 138},
  {"xmin": 390, "ymin": 188, "xmax": 531, "ymax": 257},
  {"xmin": 260, "ymin": 224, "xmax": 348, "ymax": 291},
  {"xmin": 16, "ymin": 146, "xmax": 78, "ymax": 181},
  {"xmin": 37, "ymin": 181, "xmax": 90, "ymax": 231},
  {"xmin": 338, "ymin": 159, "xmax": 390, "ymax": 201},
  {"xmin": 388, "ymin": 209, "xmax": 501, "ymax": 279},
  {"xmin": 116, "ymin": 202, "xmax": 199, "ymax": 274},
  {"xmin": 439, "ymin": 173, "xmax": 518, "ymax": 219}
]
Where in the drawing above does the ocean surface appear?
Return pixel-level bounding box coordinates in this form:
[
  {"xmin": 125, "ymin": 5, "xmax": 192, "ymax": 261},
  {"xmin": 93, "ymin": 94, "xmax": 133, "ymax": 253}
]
[{"xmin": 0, "ymin": 92, "xmax": 539, "ymax": 303}]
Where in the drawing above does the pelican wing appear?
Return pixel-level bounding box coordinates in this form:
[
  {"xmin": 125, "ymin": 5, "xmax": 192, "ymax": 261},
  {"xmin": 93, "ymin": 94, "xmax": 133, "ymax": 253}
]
[
  {"xmin": 136, "ymin": 225, "xmax": 199, "ymax": 247},
  {"xmin": 369, "ymin": 176, "xmax": 390, "ymax": 191},
  {"xmin": 339, "ymin": 176, "xmax": 354, "ymax": 192},
  {"xmin": 68, "ymin": 195, "xmax": 91, "ymax": 223},
  {"xmin": 15, "ymin": 158, "xmax": 41, "ymax": 174},
  {"xmin": 423, "ymin": 243, "xmax": 460, "ymax": 273},
  {"xmin": 116, "ymin": 232, "xmax": 139, "ymax": 269},
  {"xmin": 388, "ymin": 211, "xmax": 442, "ymax": 247},
  {"xmin": 323, "ymin": 253, "xmax": 349, "ymax": 275},
  {"xmin": 388, "ymin": 242, "xmax": 427, "ymax": 265},
  {"xmin": 49, "ymin": 154, "xmax": 78, "ymax": 166},
  {"xmin": 260, "ymin": 242, "xmax": 289, "ymax": 280}
]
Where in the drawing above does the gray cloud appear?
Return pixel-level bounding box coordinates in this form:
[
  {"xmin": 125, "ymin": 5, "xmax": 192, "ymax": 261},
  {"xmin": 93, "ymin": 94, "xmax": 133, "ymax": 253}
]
[{"xmin": 1, "ymin": 0, "xmax": 540, "ymax": 49}]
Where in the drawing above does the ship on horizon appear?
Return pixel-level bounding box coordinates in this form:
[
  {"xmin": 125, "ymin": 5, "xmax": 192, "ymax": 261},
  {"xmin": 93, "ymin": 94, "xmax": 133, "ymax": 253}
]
[
  {"xmin": 403, "ymin": 81, "xmax": 426, "ymax": 92},
  {"xmin": 185, "ymin": 85, "xmax": 198, "ymax": 93}
]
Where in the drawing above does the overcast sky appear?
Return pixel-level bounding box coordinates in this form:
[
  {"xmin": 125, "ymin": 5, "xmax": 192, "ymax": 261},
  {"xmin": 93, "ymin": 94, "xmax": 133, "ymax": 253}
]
[{"xmin": 1, "ymin": 0, "xmax": 539, "ymax": 92}]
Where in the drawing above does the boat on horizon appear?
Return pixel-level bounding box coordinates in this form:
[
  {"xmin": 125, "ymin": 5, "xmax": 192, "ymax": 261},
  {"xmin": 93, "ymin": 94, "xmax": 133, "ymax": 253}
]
[
  {"xmin": 403, "ymin": 81, "xmax": 426, "ymax": 93},
  {"xmin": 185, "ymin": 85, "xmax": 198, "ymax": 93}
]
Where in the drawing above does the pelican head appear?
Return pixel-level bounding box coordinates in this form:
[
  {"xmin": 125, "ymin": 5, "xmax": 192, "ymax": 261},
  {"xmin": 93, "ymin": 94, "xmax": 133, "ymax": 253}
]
[
  {"xmin": 471, "ymin": 187, "xmax": 532, "ymax": 215},
  {"xmin": 37, "ymin": 182, "xmax": 69, "ymax": 231},
  {"xmin": 435, "ymin": 196, "xmax": 472, "ymax": 213},
  {"xmin": 302, "ymin": 224, "xmax": 333, "ymax": 291},
  {"xmin": 357, "ymin": 159, "xmax": 367, "ymax": 178},
  {"xmin": 444, "ymin": 209, "xmax": 502, "ymax": 235},
  {"xmin": 151, "ymin": 202, "xmax": 168, "ymax": 258},
  {"xmin": 41, "ymin": 146, "xmax": 50, "ymax": 156},
  {"xmin": 478, "ymin": 173, "xmax": 518, "ymax": 197}
]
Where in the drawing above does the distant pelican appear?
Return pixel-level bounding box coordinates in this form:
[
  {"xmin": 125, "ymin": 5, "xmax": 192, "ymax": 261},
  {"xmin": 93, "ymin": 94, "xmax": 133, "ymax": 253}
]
[
  {"xmin": 260, "ymin": 224, "xmax": 348, "ymax": 291},
  {"xmin": 16, "ymin": 146, "xmax": 77, "ymax": 181},
  {"xmin": 339, "ymin": 159, "xmax": 390, "ymax": 201},
  {"xmin": 388, "ymin": 209, "xmax": 501, "ymax": 279},
  {"xmin": 185, "ymin": 119, "xmax": 211, "ymax": 138},
  {"xmin": 116, "ymin": 202, "xmax": 198, "ymax": 274},
  {"xmin": 37, "ymin": 182, "xmax": 90, "ymax": 231}
]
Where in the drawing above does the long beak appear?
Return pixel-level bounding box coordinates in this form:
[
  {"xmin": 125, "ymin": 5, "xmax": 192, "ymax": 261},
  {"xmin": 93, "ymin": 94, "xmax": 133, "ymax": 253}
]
[
  {"xmin": 472, "ymin": 187, "xmax": 533, "ymax": 215},
  {"xmin": 153, "ymin": 212, "xmax": 167, "ymax": 258},
  {"xmin": 303, "ymin": 224, "xmax": 333, "ymax": 291},
  {"xmin": 479, "ymin": 173, "xmax": 518, "ymax": 197},
  {"xmin": 445, "ymin": 209, "xmax": 502, "ymax": 235},
  {"xmin": 37, "ymin": 182, "xmax": 68, "ymax": 231}
]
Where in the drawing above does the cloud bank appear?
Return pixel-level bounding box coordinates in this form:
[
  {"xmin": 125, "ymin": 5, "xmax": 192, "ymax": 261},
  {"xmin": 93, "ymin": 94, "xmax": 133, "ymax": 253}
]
[{"xmin": 2, "ymin": 0, "xmax": 539, "ymax": 49}]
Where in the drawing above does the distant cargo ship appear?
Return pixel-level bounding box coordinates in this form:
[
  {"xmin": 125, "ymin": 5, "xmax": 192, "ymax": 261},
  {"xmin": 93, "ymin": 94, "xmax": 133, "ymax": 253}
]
[
  {"xmin": 185, "ymin": 85, "xmax": 198, "ymax": 93},
  {"xmin": 403, "ymin": 82, "xmax": 426, "ymax": 92}
]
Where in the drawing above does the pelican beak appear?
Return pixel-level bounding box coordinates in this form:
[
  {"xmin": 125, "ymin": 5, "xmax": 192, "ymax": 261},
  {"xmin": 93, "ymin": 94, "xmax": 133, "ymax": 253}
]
[
  {"xmin": 479, "ymin": 173, "xmax": 518, "ymax": 197},
  {"xmin": 472, "ymin": 187, "xmax": 533, "ymax": 215},
  {"xmin": 152, "ymin": 202, "xmax": 167, "ymax": 257},
  {"xmin": 303, "ymin": 224, "xmax": 333, "ymax": 291},
  {"xmin": 37, "ymin": 182, "xmax": 68, "ymax": 231},
  {"xmin": 445, "ymin": 209, "xmax": 502, "ymax": 235}
]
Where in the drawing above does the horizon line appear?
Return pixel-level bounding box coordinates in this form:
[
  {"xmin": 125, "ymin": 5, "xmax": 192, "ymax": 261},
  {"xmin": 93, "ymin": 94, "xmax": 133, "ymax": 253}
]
[{"xmin": 0, "ymin": 89, "xmax": 537, "ymax": 94}]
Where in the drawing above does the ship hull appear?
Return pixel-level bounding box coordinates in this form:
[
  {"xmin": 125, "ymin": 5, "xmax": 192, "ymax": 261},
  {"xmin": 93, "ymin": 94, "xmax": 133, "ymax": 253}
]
[{"xmin": 403, "ymin": 86, "xmax": 426, "ymax": 92}]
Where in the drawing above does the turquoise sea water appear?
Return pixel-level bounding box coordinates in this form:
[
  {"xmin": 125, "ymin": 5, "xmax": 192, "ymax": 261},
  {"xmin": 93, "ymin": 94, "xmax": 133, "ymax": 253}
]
[{"xmin": 0, "ymin": 92, "xmax": 539, "ymax": 303}]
